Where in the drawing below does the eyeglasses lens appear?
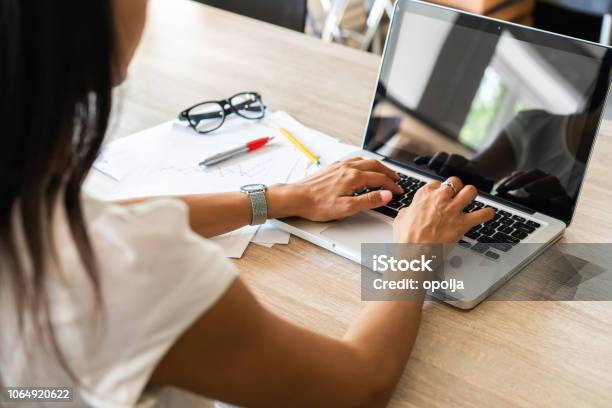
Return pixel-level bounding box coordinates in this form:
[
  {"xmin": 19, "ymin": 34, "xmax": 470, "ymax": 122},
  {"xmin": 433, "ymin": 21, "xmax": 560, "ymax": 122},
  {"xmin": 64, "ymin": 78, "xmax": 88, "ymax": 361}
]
[
  {"xmin": 231, "ymin": 93, "xmax": 265, "ymax": 119},
  {"xmin": 188, "ymin": 102, "xmax": 225, "ymax": 133}
]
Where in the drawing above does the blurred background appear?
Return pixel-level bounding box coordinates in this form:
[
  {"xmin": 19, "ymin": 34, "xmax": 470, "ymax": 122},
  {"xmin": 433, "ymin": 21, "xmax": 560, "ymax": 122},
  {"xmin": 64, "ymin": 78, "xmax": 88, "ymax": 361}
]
[
  {"xmin": 194, "ymin": 0, "xmax": 612, "ymax": 120},
  {"xmin": 195, "ymin": 0, "xmax": 612, "ymax": 52}
]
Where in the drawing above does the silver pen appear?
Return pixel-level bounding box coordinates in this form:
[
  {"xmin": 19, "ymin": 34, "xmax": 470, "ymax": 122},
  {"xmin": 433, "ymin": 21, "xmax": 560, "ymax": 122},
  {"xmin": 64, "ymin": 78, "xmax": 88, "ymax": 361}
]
[{"xmin": 199, "ymin": 136, "xmax": 274, "ymax": 167}]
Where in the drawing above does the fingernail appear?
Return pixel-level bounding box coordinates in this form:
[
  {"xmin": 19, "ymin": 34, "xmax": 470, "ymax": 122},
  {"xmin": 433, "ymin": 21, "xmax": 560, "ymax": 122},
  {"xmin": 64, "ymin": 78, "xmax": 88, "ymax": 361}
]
[{"xmin": 380, "ymin": 190, "xmax": 392, "ymax": 202}]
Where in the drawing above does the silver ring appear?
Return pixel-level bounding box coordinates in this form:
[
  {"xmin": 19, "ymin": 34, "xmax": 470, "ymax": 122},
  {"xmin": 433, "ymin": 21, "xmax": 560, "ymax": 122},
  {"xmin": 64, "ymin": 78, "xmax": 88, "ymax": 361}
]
[{"xmin": 442, "ymin": 180, "xmax": 457, "ymax": 197}]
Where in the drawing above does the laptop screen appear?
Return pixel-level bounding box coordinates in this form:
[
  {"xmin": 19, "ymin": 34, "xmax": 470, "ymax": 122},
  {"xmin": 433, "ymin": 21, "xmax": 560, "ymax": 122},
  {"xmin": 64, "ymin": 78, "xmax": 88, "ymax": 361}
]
[{"xmin": 363, "ymin": 0, "xmax": 612, "ymax": 223}]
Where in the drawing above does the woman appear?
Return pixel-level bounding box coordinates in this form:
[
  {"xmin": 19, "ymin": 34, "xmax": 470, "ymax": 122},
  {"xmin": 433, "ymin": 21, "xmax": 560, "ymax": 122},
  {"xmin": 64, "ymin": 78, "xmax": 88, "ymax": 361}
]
[{"xmin": 0, "ymin": 0, "xmax": 493, "ymax": 406}]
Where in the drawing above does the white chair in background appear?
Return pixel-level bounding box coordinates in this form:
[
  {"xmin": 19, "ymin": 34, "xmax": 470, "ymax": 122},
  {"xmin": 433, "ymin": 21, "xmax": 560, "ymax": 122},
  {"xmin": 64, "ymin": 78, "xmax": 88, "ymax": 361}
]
[{"xmin": 316, "ymin": 0, "xmax": 394, "ymax": 51}]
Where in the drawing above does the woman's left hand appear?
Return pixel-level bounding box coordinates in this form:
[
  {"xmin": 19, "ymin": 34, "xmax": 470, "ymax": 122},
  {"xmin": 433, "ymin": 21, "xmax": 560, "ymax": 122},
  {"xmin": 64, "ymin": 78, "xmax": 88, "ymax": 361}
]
[{"xmin": 267, "ymin": 157, "xmax": 403, "ymax": 222}]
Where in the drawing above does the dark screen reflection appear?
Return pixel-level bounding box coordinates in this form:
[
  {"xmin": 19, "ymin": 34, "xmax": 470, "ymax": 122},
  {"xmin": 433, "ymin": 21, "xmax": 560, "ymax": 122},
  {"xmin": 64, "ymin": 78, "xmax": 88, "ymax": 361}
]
[{"xmin": 364, "ymin": 5, "xmax": 611, "ymax": 223}]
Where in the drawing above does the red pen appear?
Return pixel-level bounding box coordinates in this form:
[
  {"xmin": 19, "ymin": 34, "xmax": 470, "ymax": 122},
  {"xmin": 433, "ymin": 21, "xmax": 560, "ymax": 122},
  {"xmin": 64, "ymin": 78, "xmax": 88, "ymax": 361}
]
[{"xmin": 199, "ymin": 137, "xmax": 275, "ymax": 166}]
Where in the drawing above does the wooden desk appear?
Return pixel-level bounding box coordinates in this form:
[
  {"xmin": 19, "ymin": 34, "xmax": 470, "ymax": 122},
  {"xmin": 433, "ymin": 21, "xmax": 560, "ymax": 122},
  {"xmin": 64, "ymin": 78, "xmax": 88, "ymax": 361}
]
[{"xmin": 107, "ymin": 0, "xmax": 612, "ymax": 406}]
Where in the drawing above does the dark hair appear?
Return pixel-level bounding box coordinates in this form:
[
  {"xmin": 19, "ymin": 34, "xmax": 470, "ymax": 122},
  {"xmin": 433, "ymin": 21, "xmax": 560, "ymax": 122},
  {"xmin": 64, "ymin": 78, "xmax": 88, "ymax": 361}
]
[{"xmin": 0, "ymin": 0, "xmax": 116, "ymax": 379}]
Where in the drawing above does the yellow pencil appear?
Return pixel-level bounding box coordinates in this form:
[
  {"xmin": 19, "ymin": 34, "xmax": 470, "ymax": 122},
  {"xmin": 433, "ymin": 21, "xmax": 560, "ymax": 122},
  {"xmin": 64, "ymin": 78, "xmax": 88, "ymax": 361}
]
[{"xmin": 280, "ymin": 127, "xmax": 320, "ymax": 166}]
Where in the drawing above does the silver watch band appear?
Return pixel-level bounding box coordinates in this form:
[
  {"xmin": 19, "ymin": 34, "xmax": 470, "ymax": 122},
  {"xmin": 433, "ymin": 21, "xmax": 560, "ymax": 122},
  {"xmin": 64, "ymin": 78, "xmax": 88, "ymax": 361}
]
[
  {"xmin": 240, "ymin": 184, "xmax": 268, "ymax": 225},
  {"xmin": 247, "ymin": 189, "xmax": 267, "ymax": 225},
  {"xmin": 249, "ymin": 191, "xmax": 268, "ymax": 225}
]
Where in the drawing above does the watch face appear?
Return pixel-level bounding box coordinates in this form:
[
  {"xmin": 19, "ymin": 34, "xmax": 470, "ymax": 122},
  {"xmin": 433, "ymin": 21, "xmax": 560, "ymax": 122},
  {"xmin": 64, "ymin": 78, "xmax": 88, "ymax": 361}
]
[{"xmin": 241, "ymin": 184, "xmax": 266, "ymax": 193}]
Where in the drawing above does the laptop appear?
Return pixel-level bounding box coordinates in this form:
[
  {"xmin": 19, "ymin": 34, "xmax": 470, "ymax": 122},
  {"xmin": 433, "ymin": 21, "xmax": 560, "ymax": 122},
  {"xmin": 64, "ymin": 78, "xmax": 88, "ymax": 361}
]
[{"xmin": 273, "ymin": 0, "xmax": 612, "ymax": 309}]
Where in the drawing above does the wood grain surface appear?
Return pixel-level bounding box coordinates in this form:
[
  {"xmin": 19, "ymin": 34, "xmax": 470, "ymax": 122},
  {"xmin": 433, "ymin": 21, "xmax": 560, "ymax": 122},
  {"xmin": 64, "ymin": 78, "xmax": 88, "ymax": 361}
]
[{"xmin": 106, "ymin": 1, "xmax": 612, "ymax": 406}]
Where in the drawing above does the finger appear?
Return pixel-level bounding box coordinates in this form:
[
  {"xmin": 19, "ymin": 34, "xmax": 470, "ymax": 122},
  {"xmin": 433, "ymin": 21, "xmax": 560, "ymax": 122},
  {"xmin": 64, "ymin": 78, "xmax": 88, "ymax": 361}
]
[
  {"xmin": 450, "ymin": 184, "xmax": 478, "ymax": 211},
  {"xmin": 498, "ymin": 169, "xmax": 546, "ymax": 193},
  {"xmin": 463, "ymin": 208, "xmax": 495, "ymax": 228},
  {"xmin": 344, "ymin": 156, "xmax": 362, "ymax": 162},
  {"xmin": 423, "ymin": 179, "xmax": 442, "ymax": 191},
  {"xmin": 429, "ymin": 152, "xmax": 448, "ymax": 171},
  {"xmin": 437, "ymin": 176, "xmax": 464, "ymax": 200},
  {"xmin": 346, "ymin": 190, "xmax": 393, "ymax": 213},
  {"xmin": 356, "ymin": 171, "xmax": 403, "ymax": 194},
  {"xmin": 349, "ymin": 159, "xmax": 400, "ymax": 181}
]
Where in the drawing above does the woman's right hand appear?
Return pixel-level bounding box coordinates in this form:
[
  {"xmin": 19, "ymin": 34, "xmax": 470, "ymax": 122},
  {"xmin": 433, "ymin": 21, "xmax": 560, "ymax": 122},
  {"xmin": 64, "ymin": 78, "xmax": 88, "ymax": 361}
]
[{"xmin": 393, "ymin": 177, "xmax": 495, "ymax": 244}]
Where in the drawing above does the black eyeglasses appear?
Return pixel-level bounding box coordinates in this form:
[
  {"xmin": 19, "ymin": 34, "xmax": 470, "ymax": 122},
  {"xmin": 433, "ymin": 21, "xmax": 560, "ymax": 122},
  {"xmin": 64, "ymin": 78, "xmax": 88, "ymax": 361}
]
[{"xmin": 179, "ymin": 92, "xmax": 267, "ymax": 134}]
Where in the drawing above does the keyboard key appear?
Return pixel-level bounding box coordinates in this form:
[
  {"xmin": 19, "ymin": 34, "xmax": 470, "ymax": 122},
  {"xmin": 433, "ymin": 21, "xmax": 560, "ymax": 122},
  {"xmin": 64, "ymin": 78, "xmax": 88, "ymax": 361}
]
[
  {"xmin": 500, "ymin": 217, "xmax": 514, "ymax": 226},
  {"xmin": 498, "ymin": 210, "xmax": 511, "ymax": 217},
  {"xmin": 400, "ymin": 197, "xmax": 413, "ymax": 205},
  {"xmin": 471, "ymin": 243, "xmax": 490, "ymax": 253},
  {"xmin": 479, "ymin": 227, "xmax": 496, "ymax": 237},
  {"xmin": 485, "ymin": 251, "xmax": 500, "ymax": 260},
  {"xmin": 373, "ymin": 206, "xmax": 398, "ymax": 218},
  {"xmin": 398, "ymin": 180, "xmax": 411, "ymax": 188},
  {"xmin": 498, "ymin": 226, "xmax": 514, "ymax": 235},
  {"xmin": 507, "ymin": 236, "xmax": 520, "ymax": 244},
  {"xmin": 512, "ymin": 215, "xmax": 526, "ymax": 223},
  {"xmin": 526, "ymin": 220, "xmax": 541, "ymax": 228},
  {"xmin": 513, "ymin": 222, "xmax": 535, "ymax": 234},
  {"xmin": 387, "ymin": 200, "xmax": 404, "ymax": 209},
  {"xmin": 485, "ymin": 221, "xmax": 500, "ymax": 229},
  {"xmin": 492, "ymin": 232, "xmax": 519, "ymax": 245},
  {"xmin": 473, "ymin": 201, "xmax": 484, "ymax": 208},
  {"xmin": 485, "ymin": 205, "xmax": 498, "ymax": 211},
  {"xmin": 463, "ymin": 203, "xmax": 476, "ymax": 213},
  {"xmin": 465, "ymin": 230, "xmax": 480, "ymax": 240},
  {"xmin": 458, "ymin": 240, "xmax": 471, "ymax": 248},
  {"xmin": 477, "ymin": 235, "xmax": 499, "ymax": 244},
  {"xmin": 511, "ymin": 229, "xmax": 528, "ymax": 240},
  {"xmin": 490, "ymin": 242, "xmax": 512, "ymax": 252}
]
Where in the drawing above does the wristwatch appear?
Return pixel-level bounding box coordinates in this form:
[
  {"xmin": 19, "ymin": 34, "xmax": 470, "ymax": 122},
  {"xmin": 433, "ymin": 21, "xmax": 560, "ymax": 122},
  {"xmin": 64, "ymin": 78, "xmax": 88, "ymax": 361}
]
[{"xmin": 240, "ymin": 184, "xmax": 268, "ymax": 225}]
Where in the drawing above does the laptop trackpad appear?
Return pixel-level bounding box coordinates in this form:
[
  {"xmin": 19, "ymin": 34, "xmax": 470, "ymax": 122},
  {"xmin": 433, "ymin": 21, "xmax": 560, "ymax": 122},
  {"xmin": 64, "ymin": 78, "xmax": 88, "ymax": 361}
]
[{"xmin": 320, "ymin": 212, "xmax": 393, "ymax": 253}]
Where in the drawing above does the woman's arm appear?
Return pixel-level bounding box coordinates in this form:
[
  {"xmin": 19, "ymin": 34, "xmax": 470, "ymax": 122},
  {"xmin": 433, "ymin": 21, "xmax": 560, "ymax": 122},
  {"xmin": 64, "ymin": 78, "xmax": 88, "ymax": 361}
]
[
  {"xmin": 150, "ymin": 177, "xmax": 494, "ymax": 407},
  {"xmin": 119, "ymin": 158, "xmax": 404, "ymax": 237},
  {"xmin": 151, "ymin": 278, "xmax": 422, "ymax": 408}
]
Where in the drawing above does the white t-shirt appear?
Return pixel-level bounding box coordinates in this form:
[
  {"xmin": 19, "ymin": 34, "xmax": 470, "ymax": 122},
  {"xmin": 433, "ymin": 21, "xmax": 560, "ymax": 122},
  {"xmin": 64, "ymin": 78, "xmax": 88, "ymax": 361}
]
[{"xmin": 0, "ymin": 195, "xmax": 236, "ymax": 407}]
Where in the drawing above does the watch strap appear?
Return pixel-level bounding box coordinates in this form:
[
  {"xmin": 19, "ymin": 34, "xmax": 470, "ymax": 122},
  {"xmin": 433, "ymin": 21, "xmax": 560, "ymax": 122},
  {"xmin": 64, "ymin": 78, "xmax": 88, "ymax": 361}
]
[{"xmin": 247, "ymin": 189, "xmax": 267, "ymax": 225}]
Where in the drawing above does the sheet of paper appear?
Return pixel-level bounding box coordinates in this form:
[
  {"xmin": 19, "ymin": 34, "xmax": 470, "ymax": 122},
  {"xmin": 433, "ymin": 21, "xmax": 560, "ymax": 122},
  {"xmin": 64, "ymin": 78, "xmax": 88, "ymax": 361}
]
[
  {"xmin": 211, "ymin": 226, "xmax": 259, "ymax": 259},
  {"xmin": 94, "ymin": 121, "xmax": 180, "ymax": 181},
  {"xmin": 251, "ymin": 223, "xmax": 290, "ymax": 246},
  {"xmin": 263, "ymin": 112, "xmax": 357, "ymax": 182},
  {"xmin": 252, "ymin": 242, "xmax": 274, "ymax": 248},
  {"xmin": 93, "ymin": 111, "xmax": 359, "ymax": 258},
  {"xmin": 104, "ymin": 115, "xmax": 302, "ymax": 200}
]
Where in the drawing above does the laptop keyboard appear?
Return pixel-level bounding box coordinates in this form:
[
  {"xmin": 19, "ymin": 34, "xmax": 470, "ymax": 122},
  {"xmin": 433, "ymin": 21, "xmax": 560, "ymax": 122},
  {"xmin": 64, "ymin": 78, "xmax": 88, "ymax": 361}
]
[{"xmin": 355, "ymin": 174, "xmax": 542, "ymax": 260}]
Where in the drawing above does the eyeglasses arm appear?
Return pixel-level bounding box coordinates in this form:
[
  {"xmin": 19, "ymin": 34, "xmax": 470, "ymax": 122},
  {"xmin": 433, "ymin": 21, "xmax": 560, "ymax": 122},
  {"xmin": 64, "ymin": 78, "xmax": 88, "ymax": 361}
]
[{"xmin": 179, "ymin": 102, "xmax": 265, "ymax": 123}]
